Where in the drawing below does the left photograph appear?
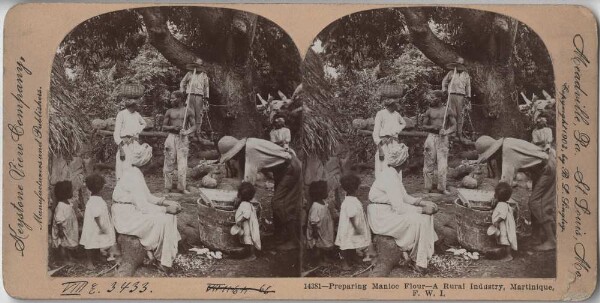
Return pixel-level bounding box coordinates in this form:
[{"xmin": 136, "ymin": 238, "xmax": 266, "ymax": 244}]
[{"xmin": 48, "ymin": 6, "xmax": 303, "ymax": 277}]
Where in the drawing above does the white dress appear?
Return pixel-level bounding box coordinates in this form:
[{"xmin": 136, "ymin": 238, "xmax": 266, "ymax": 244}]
[
  {"xmin": 51, "ymin": 201, "xmax": 79, "ymax": 248},
  {"xmin": 112, "ymin": 167, "xmax": 181, "ymax": 267},
  {"xmin": 335, "ymin": 196, "xmax": 371, "ymax": 250},
  {"xmin": 372, "ymin": 109, "xmax": 406, "ymax": 179},
  {"xmin": 80, "ymin": 196, "xmax": 116, "ymax": 249},
  {"xmin": 306, "ymin": 202, "xmax": 335, "ymax": 249},
  {"xmin": 235, "ymin": 201, "xmax": 261, "ymax": 250},
  {"xmin": 113, "ymin": 109, "xmax": 146, "ymax": 181},
  {"xmin": 368, "ymin": 166, "xmax": 438, "ymax": 268}
]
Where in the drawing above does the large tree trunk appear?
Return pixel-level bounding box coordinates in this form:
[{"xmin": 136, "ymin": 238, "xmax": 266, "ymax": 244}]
[
  {"xmin": 402, "ymin": 8, "xmax": 528, "ymax": 139},
  {"xmin": 141, "ymin": 7, "xmax": 262, "ymax": 138}
]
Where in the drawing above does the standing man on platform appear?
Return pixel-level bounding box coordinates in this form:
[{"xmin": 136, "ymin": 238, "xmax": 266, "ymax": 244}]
[
  {"xmin": 180, "ymin": 59, "xmax": 209, "ymax": 140},
  {"xmin": 442, "ymin": 57, "xmax": 471, "ymax": 144}
]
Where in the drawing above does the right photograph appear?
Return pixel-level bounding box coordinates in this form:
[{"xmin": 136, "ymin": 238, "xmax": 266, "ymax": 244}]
[{"xmin": 300, "ymin": 7, "xmax": 556, "ymax": 278}]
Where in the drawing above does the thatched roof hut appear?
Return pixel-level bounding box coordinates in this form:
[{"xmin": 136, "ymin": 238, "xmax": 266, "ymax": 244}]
[
  {"xmin": 49, "ymin": 55, "xmax": 89, "ymax": 158},
  {"xmin": 300, "ymin": 49, "xmax": 341, "ymax": 160}
]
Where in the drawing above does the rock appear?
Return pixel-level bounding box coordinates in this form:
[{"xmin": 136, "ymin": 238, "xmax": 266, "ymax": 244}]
[
  {"xmin": 115, "ymin": 234, "xmax": 146, "ymax": 277},
  {"xmin": 105, "ymin": 118, "xmax": 116, "ymax": 130},
  {"xmin": 189, "ymin": 164, "xmax": 214, "ymax": 180},
  {"xmin": 461, "ymin": 175, "xmax": 478, "ymax": 189},
  {"xmin": 91, "ymin": 119, "xmax": 107, "ymax": 130},
  {"xmin": 370, "ymin": 235, "xmax": 404, "ymax": 277},
  {"xmin": 201, "ymin": 175, "xmax": 218, "ymax": 188},
  {"xmin": 142, "ymin": 116, "xmax": 155, "ymax": 130}
]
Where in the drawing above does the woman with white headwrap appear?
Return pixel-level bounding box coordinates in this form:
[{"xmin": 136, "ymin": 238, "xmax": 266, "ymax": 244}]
[
  {"xmin": 367, "ymin": 143, "xmax": 438, "ymax": 271},
  {"xmin": 112, "ymin": 143, "xmax": 183, "ymax": 269}
]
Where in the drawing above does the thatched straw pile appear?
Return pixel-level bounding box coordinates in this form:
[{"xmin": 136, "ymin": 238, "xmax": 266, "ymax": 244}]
[
  {"xmin": 49, "ymin": 55, "xmax": 89, "ymax": 158},
  {"xmin": 300, "ymin": 49, "xmax": 342, "ymax": 159}
]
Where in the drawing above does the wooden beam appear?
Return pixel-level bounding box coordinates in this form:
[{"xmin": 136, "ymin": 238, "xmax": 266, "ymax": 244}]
[
  {"xmin": 96, "ymin": 130, "xmax": 215, "ymax": 146},
  {"xmin": 357, "ymin": 129, "xmax": 430, "ymax": 138}
]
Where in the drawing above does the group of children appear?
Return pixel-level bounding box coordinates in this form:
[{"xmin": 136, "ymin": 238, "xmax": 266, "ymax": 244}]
[
  {"xmin": 302, "ymin": 177, "xmax": 519, "ymax": 270},
  {"xmin": 305, "ymin": 174, "xmax": 372, "ymax": 270},
  {"xmin": 51, "ymin": 174, "xmax": 118, "ymax": 268}
]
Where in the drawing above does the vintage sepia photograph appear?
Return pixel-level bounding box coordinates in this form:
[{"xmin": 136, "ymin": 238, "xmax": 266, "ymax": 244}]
[
  {"xmin": 47, "ymin": 6, "xmax": 304, "ymax": 278},
  {"xmin": 300, "ymin": 7, "xmax": 557, "ymax": 278},
  {"xmin": 3, "ymin": 2, "xmax": 597, "ymax": 300}
]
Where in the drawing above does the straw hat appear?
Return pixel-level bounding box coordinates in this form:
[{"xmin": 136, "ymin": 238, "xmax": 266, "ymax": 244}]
[
  {"xmin": 475, "ymin": 136, "xmax": 504, "ymax": 163},
  {"xmin": 446, "ymin": 57, "xmax": 466, "ymax": 70},
  {"xmin": 218, "ymin": 136, "xmax": 248, "ymax": 163}
]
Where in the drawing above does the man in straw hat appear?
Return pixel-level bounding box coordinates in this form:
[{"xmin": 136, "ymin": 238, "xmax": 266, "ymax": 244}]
[
  {"xmin": 180, "ymin": 59, "xmax": 209, "ymax": 139},
  {"xmin": 162, "ymin": 90, "xmax": 196, "ymax": 194},
  {"xmin": 218, "ymin": 136, "xmax": 302, "ymax": 251},
  {"xmin": 113, "ymin": 96, "xmax": 147, "ymax": 181},
  {"xmin": 372, "ymin": 86, "xmax": 407, "ymax": 179},
  {"xmin": 421, "ymin": 89, "xmax": 457, "ymax": 195},
  {"xmin": 475, "ymin": 135, "xmax": 556, "ymax": 251},
  {"xmin": 368, "ymin": 143, "xmax": 438, "ymax": 273},
  {"xmin": 442, "ymin": 57, "xmax": 471, "ymax": 143}
]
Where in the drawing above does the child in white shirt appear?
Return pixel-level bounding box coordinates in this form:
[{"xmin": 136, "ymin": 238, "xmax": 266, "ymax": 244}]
[
  {"xmin": 306, "ymin": 181, "xmax": 335, "ymax": 266},
  {"xmin": 51, "ymin": 181, "xmax": 79, "ymax": 264},
  {"xmin": 232, "ymin": 182, "xmax": 261, "ymax": 260},
  {"xmin": 335, "ymin": 174, "xmax": 371, "ymax": 270},
  {"xmin": 488, "ymin": 182, "xmax": 518, "ymax": 261},
  {"xmin": 80, "ymin": 174, "xmax": 117, "ymax": 269}
]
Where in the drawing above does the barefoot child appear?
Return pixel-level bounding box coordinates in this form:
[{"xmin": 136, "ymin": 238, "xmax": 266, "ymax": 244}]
[
  {"xmin": 306, "ymin": 181, "xmax": 335, "ymax": 266},
  {"xmin": 51, "ymin": 181, "xmax": 79, "ymax": 264},
  {"xmin": 80, "ymin": 174, "xmax": 117, "ymax": 268},
  {"xmin": 488, "ymin": 182, "xmax": 518, "ymax": 261},
  {"xmin": 335, "ymin": 174, "xmax": 371, "ymax": 270},
  {"xmin": 232, "ymin": 182, "xmax": 261, "ymax": 259}
]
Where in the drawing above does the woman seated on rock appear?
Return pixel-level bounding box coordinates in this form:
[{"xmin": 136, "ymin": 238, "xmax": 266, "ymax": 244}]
[
  {"xmin": 367, "ymin": 143, "xmax": 439, "ymax": 272},
  {"xmin": 112, "ymin": 143, "xmax": 182, "ymax": 270}
]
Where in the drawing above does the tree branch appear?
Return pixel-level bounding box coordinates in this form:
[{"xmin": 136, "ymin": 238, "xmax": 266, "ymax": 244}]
[
  {"xmin": 140, "ymin": 7, "xmax": 203, "ymax": 69},
  {"xmin": 400, "ymin": 8, "xmax": 463, "ymax": 67}
]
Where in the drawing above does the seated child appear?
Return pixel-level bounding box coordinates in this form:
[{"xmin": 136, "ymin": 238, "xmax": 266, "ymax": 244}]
[
  {"xmin": 335, "ymin": 174, "xmax": 371, "ymax": 270},
  {"xmin": 232, "ymin": 182, "xmax": 261, "ymax": 260},
  {"xmin": 51, "ymin": 181, "xmax": 79, "ymax": 264},
  {"xmin": 306, "ymin": 181, "xmax": 335, "ymax": 266},
  {"xmin": 80, "ymin": 174, "xmax": 117, "ymax": 269},
  {"xmin": 270, "ymin": 115, "xmax": 291, "ymax": 150},
  {"xmin": 488, "ymin": 182, "xmax": 518, "ymax": 261}
]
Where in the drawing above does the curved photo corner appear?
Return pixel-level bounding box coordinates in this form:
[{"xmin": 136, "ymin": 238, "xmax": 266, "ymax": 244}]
[
  {"xmin": 48, "ymin": 6, "xmax": 304, "ymax": 278},
  {"xmin": 299, "ymin": 6, "xmax": 557, "ymax": 279}
]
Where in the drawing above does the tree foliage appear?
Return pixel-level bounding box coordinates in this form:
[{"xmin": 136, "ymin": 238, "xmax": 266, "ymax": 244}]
[
  {"xmin": 307, "ymin": 7, "xmax": 554, "ymax": 161},
  {"xmin": 52, "ymin": 7, "xmax": 301, "ymax": 158}
]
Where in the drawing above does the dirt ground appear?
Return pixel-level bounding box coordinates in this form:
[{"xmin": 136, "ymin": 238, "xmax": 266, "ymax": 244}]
[
  {"xmin": 49, "ymin": 155, "xmax": 300, "ymax": 278},
  {"xmin": 303, "ymin": 169, "xmax": 556, "ymax": 279}
]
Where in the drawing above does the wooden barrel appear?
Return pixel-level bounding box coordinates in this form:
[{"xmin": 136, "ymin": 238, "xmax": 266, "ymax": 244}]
[
  {"xmin": 197, "ymin": 201, "xmax": 245, "ymax": 254},
  {"xmin": 454, "ymin": 199, "xmax": 500, "ymax": 254}
]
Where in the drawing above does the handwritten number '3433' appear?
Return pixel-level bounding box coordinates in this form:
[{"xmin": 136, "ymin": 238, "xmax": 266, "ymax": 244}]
[{"xmin": 61, "ymin": 281, "xmax": 149, "ymax": 296}]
